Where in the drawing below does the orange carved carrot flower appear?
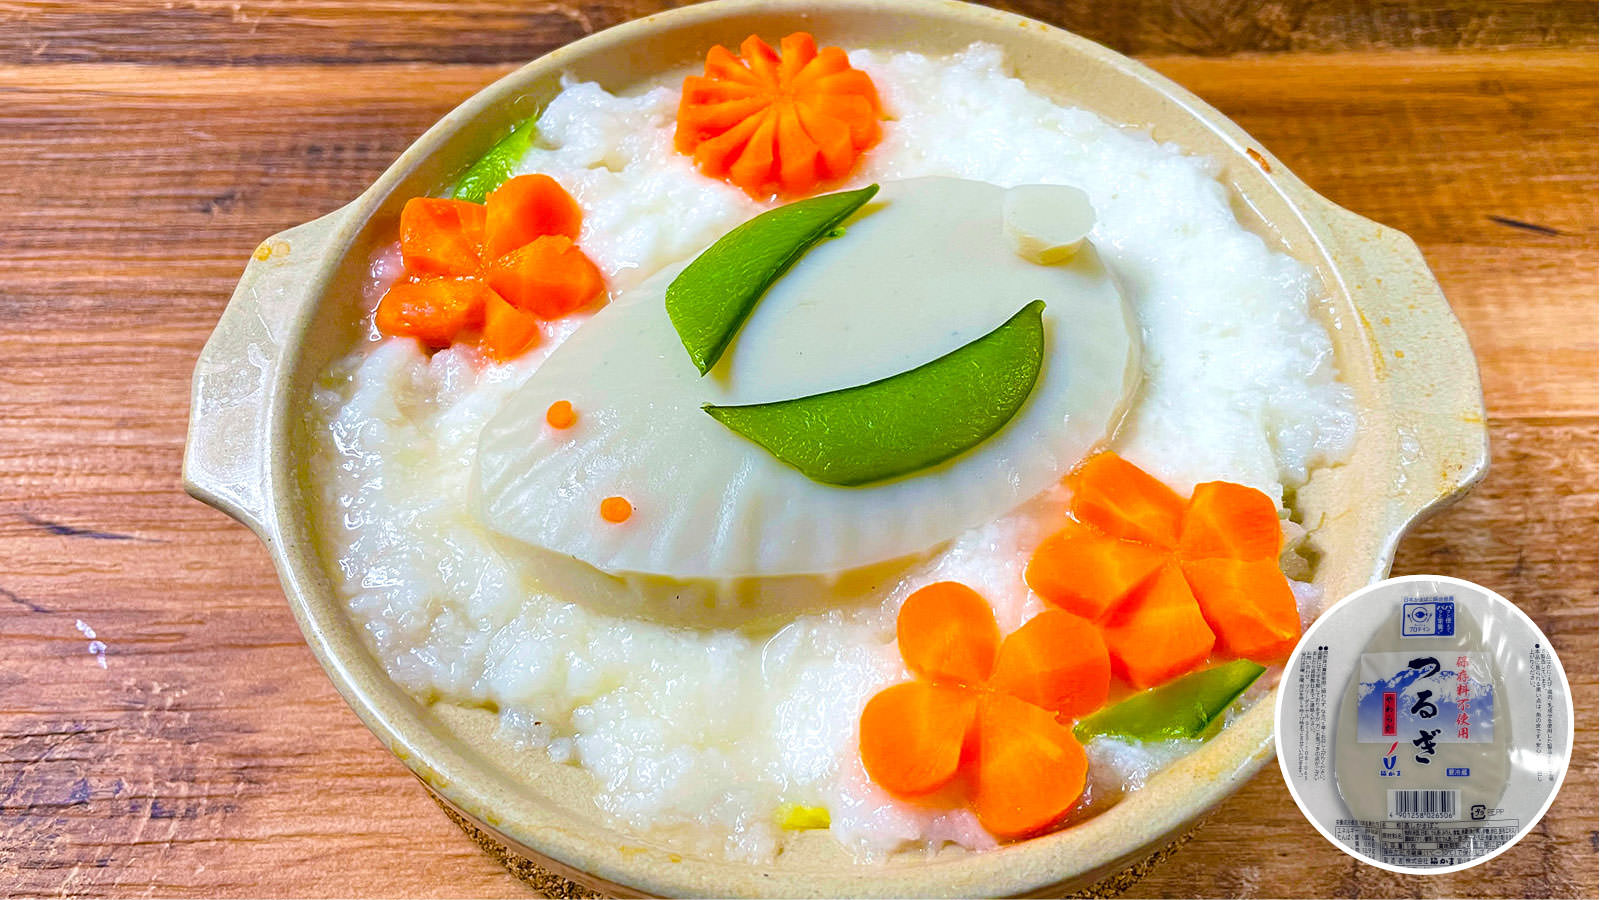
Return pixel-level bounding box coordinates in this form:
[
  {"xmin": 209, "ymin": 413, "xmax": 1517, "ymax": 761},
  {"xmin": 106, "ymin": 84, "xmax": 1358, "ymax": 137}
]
[
  {"xmin": 859, "ymin": 582, "xmax": 1109, "ymax": 838},
  {"xmin": 375, "ymin": 174, "xmax": 605, "ymax": 361},
  {"xmin": 675, "ymin": 32, "xmax": 882, "ymax": 198},
  {"xmin": 1025, "ymin": 453, "xmax": 1302, "ymax": 689}
]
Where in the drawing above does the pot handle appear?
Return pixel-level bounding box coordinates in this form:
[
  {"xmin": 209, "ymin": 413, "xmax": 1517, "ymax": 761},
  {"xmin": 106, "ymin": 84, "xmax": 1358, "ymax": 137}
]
[
  {"xmin": 183, "ymin": 207, "xmax": 352, "ymax": 537},
  {"xmin": 1316, "ymin": 204, "xmax": 1490, "ymax": 563}
]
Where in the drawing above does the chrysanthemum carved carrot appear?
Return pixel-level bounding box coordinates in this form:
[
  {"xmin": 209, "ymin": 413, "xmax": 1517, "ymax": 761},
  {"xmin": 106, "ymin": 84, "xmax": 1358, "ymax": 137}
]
[{"xmin": 676, "ymin": 33, "xmax": 882, "ymax": 198}]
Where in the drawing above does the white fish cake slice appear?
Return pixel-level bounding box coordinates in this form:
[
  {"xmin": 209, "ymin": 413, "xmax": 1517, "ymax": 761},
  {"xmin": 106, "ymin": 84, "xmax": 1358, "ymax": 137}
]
[{"xmin": 474, "ymin": 177, "xmax": 1140, "ymax": 581}]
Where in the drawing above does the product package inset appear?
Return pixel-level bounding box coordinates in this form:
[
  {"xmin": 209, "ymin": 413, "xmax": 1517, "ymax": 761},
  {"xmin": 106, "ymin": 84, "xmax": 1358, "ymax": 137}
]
[
  {"xmin": 1279, "ymin": 576, "xmax": 1572, "ymax": 872},
  {"xmin": 1334, "ymin": 595, "xmax": 1510, "ymax": 835}
]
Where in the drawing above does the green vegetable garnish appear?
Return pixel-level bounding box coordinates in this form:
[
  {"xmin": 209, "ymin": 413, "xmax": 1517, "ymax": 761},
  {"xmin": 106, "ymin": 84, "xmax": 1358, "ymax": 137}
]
[
  {"xmin": 705, "ymin": 300, "xmax": 1046, "ymax": 487},
  {"xmin": 666, "ymin": 185, "xmax": 879, "ymax": 375},
  {"xmin": 1074, "ymin": 660, "xmax": 1266, "ymax": 743},
  {"xmin": 776, "ymin": 803, "xmax": 831, "ymax": 830},
  {"xmin": 452, "ymin": 119, "xmax": 538, "ymax": 204}
]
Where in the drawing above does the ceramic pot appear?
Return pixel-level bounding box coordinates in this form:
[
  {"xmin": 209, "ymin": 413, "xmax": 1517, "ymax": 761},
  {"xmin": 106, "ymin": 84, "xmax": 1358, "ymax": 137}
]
[{"xmin": 183, "ymin": 1, "xmax": 1489, "ymax": 895}]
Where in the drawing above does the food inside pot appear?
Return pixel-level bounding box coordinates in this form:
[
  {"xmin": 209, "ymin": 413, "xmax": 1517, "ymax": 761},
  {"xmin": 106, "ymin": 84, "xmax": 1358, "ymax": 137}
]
[{"xmin": 309, "ymin": 33, "xmax": 1356, "ymax": 861}]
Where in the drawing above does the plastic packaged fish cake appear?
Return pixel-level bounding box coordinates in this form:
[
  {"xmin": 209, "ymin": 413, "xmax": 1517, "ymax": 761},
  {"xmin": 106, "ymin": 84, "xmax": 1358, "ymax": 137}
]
[{"xmin": 1277, "ymin": 576, "xmax": 1572, "ymax": 873}]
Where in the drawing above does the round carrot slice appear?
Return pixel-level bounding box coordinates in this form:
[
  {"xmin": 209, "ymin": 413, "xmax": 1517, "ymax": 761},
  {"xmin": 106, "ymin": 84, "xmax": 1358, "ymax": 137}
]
[
  {"xmin": 484, "ymin": 174, "xmax": 582, "ymax": 261},
  {"xmin": 969, "ymin": 692, "xmax": 1088, "ymax": 838},
  {"xmin": 1179, "ymin": 481, "xmax": 1283, "ymax": 562},
  {"xmin": 896, "ymin": 582, "xmax": 1000, "ymax": 687},
  {"xmin": 859, "ymin": 681, "xmax": 977, "ymax": 798},
  {"xmin": 989, "ymin": 609, "xmax": 1110, "ymax": 719}
]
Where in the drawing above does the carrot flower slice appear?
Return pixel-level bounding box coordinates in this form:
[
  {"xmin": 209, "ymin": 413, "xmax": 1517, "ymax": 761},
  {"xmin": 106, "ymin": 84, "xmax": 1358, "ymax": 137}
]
[
  {"xmin": 860, "ymin": 583, "xmax": 1097, "ymax": 836},
  {"xmin": 1028, "ymin": 452, "xmax": 1302, "ymax": 685},
  {"xmin": 969, "ymin": 693, "xmax": 1089, "ymax": 838},
  {"xmin": 989, "ymin": 609, "xmax": 1110, "ymax": 719},
  {"xmin": 380, "ymin": 172, "xmax": 603, "ymax": 362},
  {"xmin": 675, "ymin": 32, "xmax": 882, "ymax": 197},
  {"xmin": 859, "ymin": 682, "xmax": 977, "ymax": 798},
  {"xmin": 897, "ymin": 582, "xmax": 999, "ymax": 686}
]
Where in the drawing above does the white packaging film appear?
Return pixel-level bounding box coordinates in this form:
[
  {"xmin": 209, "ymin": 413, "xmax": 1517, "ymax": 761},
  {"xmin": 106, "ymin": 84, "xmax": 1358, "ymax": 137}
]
[{"xmin": 1277, "ymin": 576, "xmax": 1573, "ymax": 871}]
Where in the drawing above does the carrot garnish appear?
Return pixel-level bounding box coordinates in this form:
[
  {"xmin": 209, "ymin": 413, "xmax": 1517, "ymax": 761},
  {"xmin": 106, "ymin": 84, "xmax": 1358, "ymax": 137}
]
[
  {"xmin": 1025, "ymin": 523, "xmax": 1166, "ymax": 622},
  {"xmin": 859, "ymin": 682, "xmax": 977, "ymax": 797},
  {"xmin": 1098, "ymin": 564, "xmax": 1216, "ymax": 688},
  {"xmin": 896, "ymin": 581, "xmax": 999, "ymax": 686},
  {"xmin": 859, "ymin": 583, "xmax": 1106, "ymax": 837},
  {"xmin": 374, "ymin": 279, "xmax": 491, "ymax": 348},
  {"xmin": 486, "ymin": 234, "xmax": 605, "ymax": 319},
  {"xmin": 675, "ymin": 32, "xmax": 882, "ymax": 198},
  {"xmin": 376, "ymin": 174, "xmax": 605, "ymax": 362},
  {"xmin": 1179, "ymin": 481, "xmax": 1282, "ymax": 562},
  {"xmin": 1066, "ymin": 452, "xmax": 1187, "ymax": 548},
  {"xmin": 864, "ymin": 461, "xmax": 1297, "ymax": 833},
  {"xmin": 988, "ymin": 609, "xmax": 1110, "ymax": 718},
  {"xmin": 545, "ymin": 400, "xmax": 578, "ymax": 429},
  {"xmin": 399, "ymin": 198, "xmax": 485, "ymax": 277},
  {"xmin": 969, "ymin": 693, "xmax": 1089, "ymax": 838},
  {"xmin": 479, "ymin": 291, "xmax": 542, "ymax": 361},
  {"xmin": 1180, "ymin": 557, "xmax": 1301, "ymax": 661},
  {"xmin": 600, "ymin": 496, "xmax": 633, "ymax": 523},
  {"xmin": 1027, "ymin": 452, "xmax": 1304, "ymax": 683},
  {"xmin": 485, "ymin": 173, "xmax": 582, "ymax": 260}
]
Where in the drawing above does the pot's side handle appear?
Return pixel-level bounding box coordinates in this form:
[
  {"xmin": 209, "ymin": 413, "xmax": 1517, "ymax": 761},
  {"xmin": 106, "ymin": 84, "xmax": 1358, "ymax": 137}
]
[
  {"xmin": 183, "ymin": 208, "xmax": 351, "ymax": 537},
  {"xmin": 1319, "ymin": 204, "xmax": 1491, "ymax": 560}
]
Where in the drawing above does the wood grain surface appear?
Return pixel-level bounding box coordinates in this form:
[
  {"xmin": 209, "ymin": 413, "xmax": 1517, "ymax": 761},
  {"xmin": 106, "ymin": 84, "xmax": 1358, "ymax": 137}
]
[{"xmin": 0, "ymin": 1, "xmax": 1594, "ymax": 897}]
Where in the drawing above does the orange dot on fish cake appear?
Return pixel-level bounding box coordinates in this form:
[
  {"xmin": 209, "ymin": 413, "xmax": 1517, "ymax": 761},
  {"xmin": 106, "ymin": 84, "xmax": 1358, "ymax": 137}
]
[
  {"xmin": 546, "ymin": 400, "xmax": 578, "ymax": 429},
  {"xmin": 600, "ymin": 496, "xmax": 633, "ymax": 523}
]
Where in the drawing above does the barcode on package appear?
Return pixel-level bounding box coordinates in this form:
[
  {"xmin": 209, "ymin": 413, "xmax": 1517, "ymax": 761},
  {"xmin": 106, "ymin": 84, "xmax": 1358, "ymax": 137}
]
[{"xmin": 1387, "ymin": 789, "xmax": 1460, "ymax": 821}]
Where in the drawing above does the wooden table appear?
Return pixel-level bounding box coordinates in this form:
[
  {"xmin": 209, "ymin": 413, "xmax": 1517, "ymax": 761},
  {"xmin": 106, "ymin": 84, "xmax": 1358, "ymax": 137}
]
[{"xmin": 0, "ymin": 1, "xmax": 1593, "ymax": 896}]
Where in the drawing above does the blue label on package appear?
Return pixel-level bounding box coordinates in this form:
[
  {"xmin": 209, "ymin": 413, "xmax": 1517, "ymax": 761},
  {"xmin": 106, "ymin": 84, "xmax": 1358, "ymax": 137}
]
[
  {"xmin": 1402, "ymin": 598, "xmax": 1455, "ymax": 637},
  {"xmin": 1447, "ymin": 767, "xmax": 1471, "ymax": 777},
  {"xmin": 1356, "ymin": 651, "xmax": 1493, "ymax": 743}
]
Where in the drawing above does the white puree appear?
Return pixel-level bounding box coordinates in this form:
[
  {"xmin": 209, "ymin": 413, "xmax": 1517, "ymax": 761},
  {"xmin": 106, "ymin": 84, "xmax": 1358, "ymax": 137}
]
[{"xmin": 309, "ymin": 45, "xmax": 1356, "ymax": 860}]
